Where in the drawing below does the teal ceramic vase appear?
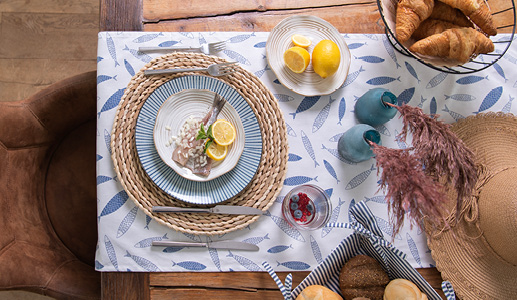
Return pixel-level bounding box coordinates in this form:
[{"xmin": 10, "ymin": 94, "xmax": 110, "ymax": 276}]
[
  {"xmin": 354, "ymin": 88, "xmax": 398, "ymax": 126},
  {"xmin": 337, "ymin": 124, "xmax": 381, "ymax": 163}
]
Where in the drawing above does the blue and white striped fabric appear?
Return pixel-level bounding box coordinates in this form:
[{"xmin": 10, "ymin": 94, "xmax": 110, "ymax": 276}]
[{"xmin": 264, "ymin": 201, "xmax": 455, "ymax": 300}]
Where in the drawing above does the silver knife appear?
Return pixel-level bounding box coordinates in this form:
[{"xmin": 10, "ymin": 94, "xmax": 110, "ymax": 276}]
[
  {"xmin": 152, "ymin": 240, "xmax": 259, "ymax": 251},
  {"xmin": 152, "ymin": 205, "xmax": 263, "ymax": 215}
]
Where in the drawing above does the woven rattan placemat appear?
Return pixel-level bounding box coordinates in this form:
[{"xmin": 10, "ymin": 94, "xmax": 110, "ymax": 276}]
[{"xmin": 111, "ymin": 52, "xmax": 288, "ymax": 235}]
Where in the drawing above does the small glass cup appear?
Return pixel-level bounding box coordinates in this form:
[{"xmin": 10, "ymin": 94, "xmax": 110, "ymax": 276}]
[{"xmin": 282, "ymin": 184, "xmax": 332, "ymax": 230}]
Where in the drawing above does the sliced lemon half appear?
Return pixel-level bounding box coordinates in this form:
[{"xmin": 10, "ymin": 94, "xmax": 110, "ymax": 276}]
[
  {"xmin": 291, "ymin": 34, "xmax": 311, "ymax": 48},
  {"xmin": 283, "ymin": 46, "xmax": 311, "ymax": 73},
  {"xmin": 206, "ymin": 142, "xmax": 227, "ymax": 161},
  {"xmin": 211, "ymin": 119, "xmax": 236, "ymax": 146}
]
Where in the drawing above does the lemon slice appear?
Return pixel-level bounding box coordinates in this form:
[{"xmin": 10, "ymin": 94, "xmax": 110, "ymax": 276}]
[
  {"xmin": 291, "ymin": 34, "xmax": 311, "ymax": 48},
  {"xmin": 283, "ymin": 46, "xmax": 311, "ymax": 73},
  {"xmin": 211, "ymin": 119, "xmax": 236, "ymax": 146},
  {"xmin": 206, "ymin": 142, "xmax": 227, "ymax": 161},
  {"xmin": 312, "ymin": 40, "xmax": 341, "ymax": 78}
]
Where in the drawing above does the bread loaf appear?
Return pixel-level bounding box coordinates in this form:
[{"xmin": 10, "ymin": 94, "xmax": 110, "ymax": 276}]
[
  {"xmin": 295, "ymin": 285, "xmax": 343, "ymax": 300},
  {"xmin": 383, "ymin": 278, "xmax": 428, "ymax": 300},
  {"xmin": 339, "ymin": 255, "xmax": 390, "ymax": 300}
]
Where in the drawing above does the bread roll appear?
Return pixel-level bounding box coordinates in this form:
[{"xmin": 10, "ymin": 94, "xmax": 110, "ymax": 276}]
[
  {"xmin": 296, "ymin": 285, "xmax": 343, "ymax": 300},
  {"xmin": 383, "ymin": 279, "xmax": 428, "ymax": 300},
  {"xmin": 339, "ymin": 255, "xmax": 390, "ymax": 300}
]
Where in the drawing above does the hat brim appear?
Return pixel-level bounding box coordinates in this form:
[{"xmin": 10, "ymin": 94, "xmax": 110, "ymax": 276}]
[{"xmin": 424, "ymin": 112, "xmax": 517, "ymax": 299}]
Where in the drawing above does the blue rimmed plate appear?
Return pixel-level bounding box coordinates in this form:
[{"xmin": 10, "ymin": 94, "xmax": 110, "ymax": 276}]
[{"xmin": 135, "ymin": 75, "xmax": 263, "ymax": 205}]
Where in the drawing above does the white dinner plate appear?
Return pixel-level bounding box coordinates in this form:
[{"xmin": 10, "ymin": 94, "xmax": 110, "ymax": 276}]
[
  {"xmin": 135, "ymin": 75, "xmax": 263, "ymax": 205},
  {"xmin": 153, "ymin": 89, "xmax": 244, "ymax": 182},
  {"xmin": 266, "ymin": 15, "xmax": 351, "ymax": 96}
]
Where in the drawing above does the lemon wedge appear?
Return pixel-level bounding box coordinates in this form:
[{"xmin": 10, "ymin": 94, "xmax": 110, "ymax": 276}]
[
  {"xmin": 283, "ymin": 46, "xmax": 311, "ymax": 73},
  {"xmin": 206, "ymin": 142, "xmax": 227, "ymax": 161},
  {"xmin": 211, "ymin": 119, "xmax": 236, "ymax": 146},
  {"xmin": 291, "ymin": 34, "xmax": 311, "ymax": 48},
  {"xmin": 312, "ymin": 40, "xmax": 341, "ymax": 78}
]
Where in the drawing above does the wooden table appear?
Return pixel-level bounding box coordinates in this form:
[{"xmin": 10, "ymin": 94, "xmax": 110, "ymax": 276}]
[{"xmin": 98, "ymin": 0, "xmax": 513, "ymax": 298}]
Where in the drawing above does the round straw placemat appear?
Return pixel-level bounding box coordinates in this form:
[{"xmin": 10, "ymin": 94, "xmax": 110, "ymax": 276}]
[{"xmin": 111, "ymin": 52, "xmax": 288, "ymax": 235}]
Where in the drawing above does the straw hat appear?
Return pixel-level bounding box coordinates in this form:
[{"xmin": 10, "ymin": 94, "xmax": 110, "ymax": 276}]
[{"xmin": 424, "ymin": 112, "xmax": 517, "ymax": 300}]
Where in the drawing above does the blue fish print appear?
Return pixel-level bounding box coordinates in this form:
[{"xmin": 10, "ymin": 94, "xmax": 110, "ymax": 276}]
[
  {"xmin": 227, "ymin": 251, "xmax": 262, "ymax": 271},
  {"xmin": 323, "ymin": 160, "xmax": 340, "ymax": 184},
  {"xmin": 426, "ymin": 72, "xmax": 448, "ymax": 89},
  {"xmin": 117, "ymin": 206, "xmax": 138, "ymax": 238},
  {"xmin": 254, "ymin": 41, "xmax": 267, "ymax": 48},
  {"xmin": 255, "ymin": 65, "xmax": 270, "ymax": 78},
  {"xmin": 243, "ymin": 233, "xmax": 270, "ymax": 245},
  {"xmin": 99, "ymin": 190, "xmax": 128, "ymax": 220},
  {"xmin": 310, "ymin": 235, "xmax": 323, "ymax": 264},
  {"xmin": 134, "ymin": 233, "xmax": 168, "ymax": 248},
  {"xmin": 355, "ymin": 55, "xmax": 385, "ymax": 63},
  {"xmin": 97, "ymin": 56, "xmax": 104, "ymax": 63},
  {"xmin": 95, "ymin": 260, "xmax": 104, "ymax": 270},
  {"xmin": 106, "ymin": 33, "xmax": 120, "ymax": 67},
  {"xmin": 345, "ymin": 165, "xmax": 376, "ymax": 190},
  {"xmin": 288, "ymin": 153, "xmax": 302, "ymax": 161},
  {"xmin": 405, "ymin": 61, "xmax": 420, "ymax": 83},
  {"xmin": 374, "ymin": 216, "xmax": 402, "ymax": 240},
  {"xmin": 375, "ymin": 124, "xmax": 391, "ymax": 136},
  {"xmin": 348, "ymin": 42, "xmax": 367, "ymax": 50},
  {"xmin": 444, "ymin": 93, "xmax": 475, "ymax": 101},
  {"xmin": 301, "ymin": 130, "xmax": 320, "ymax": 167},
  {"xmin": 123, "ymin": 45, "xmax": 153, "ymax": 63},
  {"xmin": 163, "ymin": 246, "xmax": 184, "ymax": 253},
  {"xmin": 329, "ymin": 132, "xmax": 345, "ymax": 142},
  {"xmin": 501, "ymin": 95, "xmax": 514, "ymax": 113},
  {"xmin": 207, "ymin": 237, "xmax": 222, "ymax": 271},
  {"xmin": 277, "ymin": 260, "xmax": 310, "ymax": 270},
  {"xmin": 96, "ymin": 154, "xmax": 103, "ymax": 161},
  {"xmin": 227, "ymin": 32, "xmax": 255, "ymax": 43},
  {"xmin": 125, "ymin": 251, "xmax": 160, "ymax": 271},
  {"xmin": 132, "ymin": 32, "xmax": 163, "ymax": 43},
  {"xmin": 430, "ymin": 97, "xmax": 437, "ymax": 116},
  {"xmin": 290, "ymin": 96, "xmax": 321, "ymax": 119},
  {"xmin": 198, "ymin": 33, "xmax": 207, "ymax": 45},
  {"xmin": 172, "ymin": 260, "xmax": 207, "ymax": 271},
  {"xmin": 321, "ymin": 198, "xmax": 346, "ymax": 238},
  {"xmin": 104, "ymin": 129, "xmax": 111, "ymax": 155},
  {"xmin": 417, "ymin": 96, "xmax": 426, "ymax": 108},
  {"xmin": 264, "ymin": 211, "xmax": 305, "ymax": 242},
  {"xmin": 363, "ymin": 34, "xmax": 379, "ymax": 40},
  {"xmin": 475, "ymin": 86, "xmax": 502, "ymax": 113},
  {"xmin": 267, "ymin": 244, "xmax": 293, "ymax": 254},
  {"xmin": 284, "ymin": 175, "xmax": 318, "ymax": 186},
  {"xmin": 348, "ymin": 198, "xmax": 357, "ymax": 222},
  {"xmin": 337, "ymin": 97, "xmax": 346, "ymax": 125},
  {"xmin": 286, "ymin": 122, "xmax": 296, "ymax": 137},
  {"xmin": 145, "ymin": 215, "xmax": 152, "ymax": 229},
  {"xmin": 397, "ymin": 87, "xmax": 415, "ymax": 106},
  {"xmin": 124, "ymin": 59, "xmax": 135, "ymax": 76},
  {"xmin": 274, "ymin": 93, "xmax": 294, "ymax": 102},
  {"xmin": 325, "ymin": 188, "xmax": 334, "ymax": 198},
  {"xmin": 382, "ymin": 36, "xmax": 401, "ymax": 68},
  {"xmin": 492, "ymin": 62, "xmax": 508, "ymax": 82},
  {"xmin": 182, "ymin": 232, "xmax": 202, "ymax": 242},
  {"xmin": 179, "ymin": 32, "xmax": 195, "ymax": 39},
  {"xmin": 223, "ymin": 49, "xmax": 251, "ymax": 65},
  {"xmin": 321, "ymin": 144, "xmax": 356, "ymax": 165},
  {"xmin": 394, "ymin": 130, "xmax": 408, "ymax": 149},
  {"xmin": 98, "ymin": 88, "xmax": 125, "ymax": 117},
  {"xmin": 407, "ymin": 233, "xmax": 422, "ymax": 267},
  {"xmin": 273, "ymin": 79, "xmax": 281, "ymax": 84},
  {"xmin": 456, "ymin": 75, "xmax": 488, "ymax": 85},
  {"xmin": 313, "ymin": 96, "xmax": 336, "ymax": 132},
  {"xmin": 97, "ymin": 175, "xmax": 113, "ymax": 185},
  {"xmin": 104, "ymin": 235, "xmax": 119, "ymax": 270},
  {"xmin": 366, "ymin": 76, "xmax": 400, "ymax": 85},
  {"xmin": 158, "ymin": 40, "xmax": 180, "ymax": 47},
  {"xmin": 364, "ymin": 195, "xmax": 387, "ymax": 204},
  {"xmin": 340, "ymin": 66, "xmax": 365, "ymax": 88},
  {"xmin": 97, "ymin": 74, "xmax": 117, "ymax": 84},
  {"xmin": 442, "ymin": 105, "xmax": 465, "ymax": 122}
]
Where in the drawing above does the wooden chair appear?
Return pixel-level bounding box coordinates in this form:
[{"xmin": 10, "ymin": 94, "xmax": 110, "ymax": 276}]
[{"xmin": 0, "ymin": 71, "xmax": 100, "ymax": 299}]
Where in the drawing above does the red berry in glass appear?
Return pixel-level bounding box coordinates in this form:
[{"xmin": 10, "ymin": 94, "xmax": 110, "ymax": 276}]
[{"xmin": 289, "ymin": 192, "xmax": 315, "ymax": 225}]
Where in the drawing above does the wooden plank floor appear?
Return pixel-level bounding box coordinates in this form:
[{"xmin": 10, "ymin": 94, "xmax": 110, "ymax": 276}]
[{"xmin": 0, "ymin": 0, "xmax": 99, "ymax": 102}]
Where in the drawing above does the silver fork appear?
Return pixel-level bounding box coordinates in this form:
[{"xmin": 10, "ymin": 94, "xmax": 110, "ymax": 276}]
[
  {"xmin": 138, "ymin": 41, "xmax": 227, "ymax": 55},
  {"xmin": 143, "ymin": 62, "xmax": 238, "ymax": 77}
]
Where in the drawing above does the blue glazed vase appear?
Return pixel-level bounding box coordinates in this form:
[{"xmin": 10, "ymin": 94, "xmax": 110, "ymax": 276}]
[
  {"xmin": 337, "ymin": 124, "xmax": 381, "ymax": 163},
  {"xmin": 354, "ymin": 88, "xmax": 398, "ymax": 127}
]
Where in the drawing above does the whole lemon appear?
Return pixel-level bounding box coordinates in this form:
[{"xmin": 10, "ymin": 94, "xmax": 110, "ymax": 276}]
[{"xmin": 312, "ymin": 40, "xmax": 341, "ymax": 78}]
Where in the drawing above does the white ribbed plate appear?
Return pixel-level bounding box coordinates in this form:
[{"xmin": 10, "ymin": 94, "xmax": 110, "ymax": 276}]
[
  {"xmin": 266, "ymin": 15, "xmax": 351, "ymax": 96},
  {"xmin": 135, "ymin": 75, "xmax": 263, "ymax": 205},
  {"xmin": 153, "ymin": 89, "xmax": 245, "ymax": 182}
]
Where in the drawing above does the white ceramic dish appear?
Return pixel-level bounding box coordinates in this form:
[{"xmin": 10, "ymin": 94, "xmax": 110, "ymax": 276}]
[
  {"xmin": 266, "ymin": 15, "xmax": 351, "ymax": 96},
  {"xmin": 153, "ymin": 89, "xmax": 244, "ymax": 182}
]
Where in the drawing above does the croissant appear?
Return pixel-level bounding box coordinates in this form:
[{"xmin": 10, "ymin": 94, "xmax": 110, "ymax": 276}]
[
  {"xmin": 412, "ymin": 19, "xmax": 461, "ymax": 40},
  {"xmin": 396, "ymin": 0, "xmax": 435, "ymax": 43},
  {"xmin": 437, "ymin": 0, "xmax": 479, "ymax": 15},
  {"xmin": 409, "ymin": 27, "xmax": 495, "ymax": 64},
  {"xmin": 430, "ymin": 0, "xmax": 473, "ymax": 28},
  {"xmin": 468, "ymin": 0, "xmax": 497, "ymax": 36}
]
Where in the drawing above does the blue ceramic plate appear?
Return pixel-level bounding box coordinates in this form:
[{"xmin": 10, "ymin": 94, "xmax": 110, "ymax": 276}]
[{"xmin": 135, "ymin": 75, "xmax": 263, "ymax": 205}]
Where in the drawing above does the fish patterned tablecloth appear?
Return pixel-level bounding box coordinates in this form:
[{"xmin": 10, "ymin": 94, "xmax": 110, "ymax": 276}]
[{"xmin": 96, "ymin": 31, "xmax": 517, "ymax": 272}]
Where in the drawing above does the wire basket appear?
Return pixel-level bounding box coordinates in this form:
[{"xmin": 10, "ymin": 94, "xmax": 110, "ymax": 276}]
[{"xmin": 377, "ymin": 0, "xmax": 516, "ymax": 74}]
